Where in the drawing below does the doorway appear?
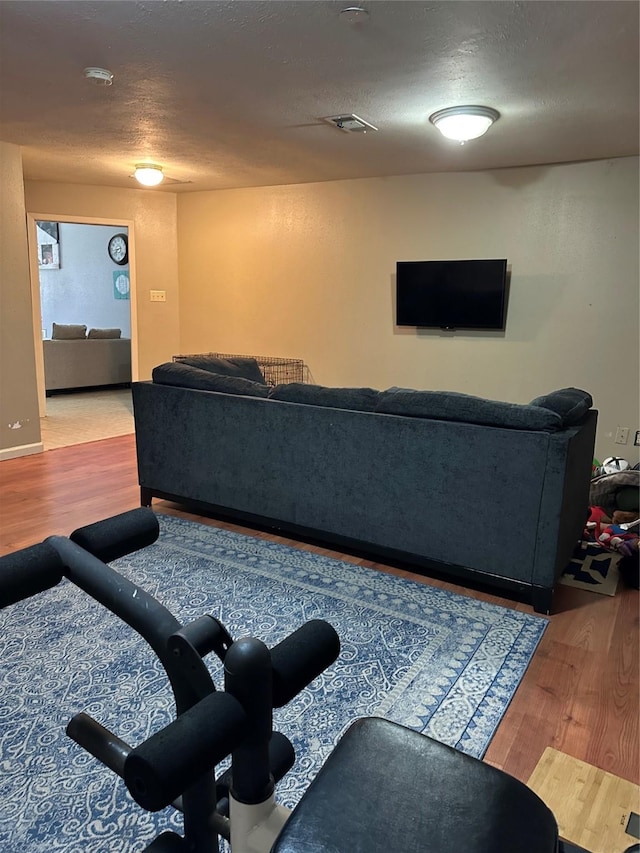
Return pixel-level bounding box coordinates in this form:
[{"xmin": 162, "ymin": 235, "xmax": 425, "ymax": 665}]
[
  {"xmin": 27, "ymin": 213, "xmax": 138, "ymax": 447},
  {"xmin": 38, "ymin": 222, "xmax": 131, "ymax": 344}
]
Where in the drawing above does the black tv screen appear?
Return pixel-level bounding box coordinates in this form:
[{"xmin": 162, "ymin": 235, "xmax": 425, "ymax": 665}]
[{"xmin": 396, "ymin": 259, "xmax": 508, "ymax": 330}]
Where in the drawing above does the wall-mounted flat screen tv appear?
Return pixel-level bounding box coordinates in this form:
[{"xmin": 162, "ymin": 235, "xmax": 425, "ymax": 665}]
[{"xmin": 396, "ymin": 258, "xmax": 508, "ymax": 330}]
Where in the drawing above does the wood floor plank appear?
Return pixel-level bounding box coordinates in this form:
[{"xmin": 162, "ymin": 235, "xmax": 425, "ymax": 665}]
[{"xmin": 1, "ymin": 434, "xmax": 638, "ymax": 792}]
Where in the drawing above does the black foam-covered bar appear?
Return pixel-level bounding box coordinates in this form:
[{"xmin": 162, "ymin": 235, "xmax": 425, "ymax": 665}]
[
  {"xmin": 224, "ymin": 637, "xmax": 274, "ymax": 804},
  {"xmin": 0, "ymin": 541, "xmax": 65, "ymax": 609},
  {"xmin": 70, "ymin": 507, "xmax": 159, "ymax": 564},
  {"xmin": 267, "ymin": 731, "xmax": 296, "ymax": 784},
  {"xmin": 271, "ymin": 619, "xmax": 340, "ymax": 708},
  {"xmin": 124, "ymin": 691, "xmax": 247, "ymax": 812}
]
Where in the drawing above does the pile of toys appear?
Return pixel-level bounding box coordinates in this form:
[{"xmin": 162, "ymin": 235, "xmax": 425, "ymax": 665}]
[
  {"xmin": 585, "ymin": 505, "xmax": 639, "ymax": 555},
  {"xmin": 587, "ymin": 458, "xmax": 639, "ymax": 588}
]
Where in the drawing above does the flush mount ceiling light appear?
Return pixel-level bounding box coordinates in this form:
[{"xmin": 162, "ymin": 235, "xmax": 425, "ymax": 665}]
[
  {"xmin": 134, "ymin": 164, "xmax": 164, "ymax": 187},
  {"xmin": 429, "ymin": 106, "xmax": 500, "ymax": 143},
  {"xmin": 83, "ymin": 67, "xmax": 114, "ymax": 86},
  {"xmin": 340, "ymin": 6, "xmax": 369, "ymax": 23}
]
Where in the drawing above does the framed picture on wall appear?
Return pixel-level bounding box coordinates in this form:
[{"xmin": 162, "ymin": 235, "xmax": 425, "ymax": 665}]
[
  {"xmin": 36, "ymin": 221, "xmax": 61, "ymax": 270},
  {"xmin": 113, "ymin": 270, "xmax": 130, "ymax": 300}
]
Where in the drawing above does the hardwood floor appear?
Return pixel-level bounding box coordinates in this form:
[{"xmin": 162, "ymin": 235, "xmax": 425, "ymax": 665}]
[{"xmin": 1, "ymin": 434, "xmax": 638, "ymax": 788}]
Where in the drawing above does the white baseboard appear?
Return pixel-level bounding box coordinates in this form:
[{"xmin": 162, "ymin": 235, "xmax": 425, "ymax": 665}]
[{"xmin": 0, "ymin": 441, "xmax": 44, "ymax": 461}]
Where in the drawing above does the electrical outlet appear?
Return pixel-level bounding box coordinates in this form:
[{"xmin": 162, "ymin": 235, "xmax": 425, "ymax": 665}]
[
  {"xmin": 150, "ymin": 290, "xmax": 166, "ymax": 302},
  {"xmin": 615, "ymin": 427, "xmax": 629, "ymax": 445},
  {"xmin": 635, "ymin": 430, "xmax": 640, "ymax": 447},
  {"xmin": 615, "ymin": 426, "xmax": 629, "ymax": 445}
]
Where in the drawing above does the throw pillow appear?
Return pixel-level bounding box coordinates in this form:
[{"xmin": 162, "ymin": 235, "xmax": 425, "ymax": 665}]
[
  {"xmin": 375, "ymin": 388, "xmax": 563, "ymax": 430},
  {"xmin": 87, "ymin": 328, "xmax": 122, "ymax": 339},
  {"xmin": 269, "ymin": 383, "xmax": 379, "ymax": 412},
  {"xmin": 529, "ymin": 388, "xmax": 593, "ymax": 426},
  {"xmin": 224, "ymin": 357, "xmax": 268, "ymax": 385},
  {"xmin": 51, "ymin": 323, "xmax": 87, "ymax": 340},
  {"xmin": 174, "ymin": 355, "xmax": 266, "ymax": 385},
  {"xmin": 152, "ymin": 362, "xmax": 269, "ymax": 397}
]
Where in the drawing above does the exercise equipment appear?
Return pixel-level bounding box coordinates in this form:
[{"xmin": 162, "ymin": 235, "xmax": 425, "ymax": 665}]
[{"xmin": 1, "ymin": 508, "xmax": 563, "ymax": 853}]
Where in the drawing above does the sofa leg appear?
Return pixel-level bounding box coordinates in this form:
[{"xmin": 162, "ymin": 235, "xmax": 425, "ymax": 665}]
[
  {"xmin": 140, "ymin": 487, "xmax": 152, "ymax": 508},
  {"xmin": 531, "ymin": 587, "xmax": 553, "ymax": 615}
]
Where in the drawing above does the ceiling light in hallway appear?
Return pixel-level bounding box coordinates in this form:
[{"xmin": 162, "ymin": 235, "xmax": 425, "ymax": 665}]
[
  {"xmin": 134, "ymin": 164, "xmax": 164, "ymax": 186},
  {"xmin": 340, "ymin": 7, "xmax": 369, "ymax": 24},
  {"xmin": 83, "ymin": 67, "xmax": 114, "ymax": 86}
]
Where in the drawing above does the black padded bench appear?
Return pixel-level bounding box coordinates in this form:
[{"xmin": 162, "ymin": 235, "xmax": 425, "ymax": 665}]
[{"xmin": 272, "ymin": 717, "xmax": 559, "ymax": 853}]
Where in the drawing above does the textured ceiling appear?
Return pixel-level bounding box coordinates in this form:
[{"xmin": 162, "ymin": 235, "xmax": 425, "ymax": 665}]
[{"xmin": 0, "ymin": 0, "xmax": 638, "ymax": 193}]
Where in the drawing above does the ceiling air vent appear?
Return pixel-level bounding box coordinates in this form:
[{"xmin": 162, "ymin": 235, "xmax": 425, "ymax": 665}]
[{"xmin": 324, "ymin": 114, "xmax": 378, "ymax": 133}]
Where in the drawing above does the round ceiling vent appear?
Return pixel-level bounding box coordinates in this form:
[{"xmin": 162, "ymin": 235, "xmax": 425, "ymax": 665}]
[{"xmin": 83, "ymin": 67, "xmax": 114, "ymax": 86}]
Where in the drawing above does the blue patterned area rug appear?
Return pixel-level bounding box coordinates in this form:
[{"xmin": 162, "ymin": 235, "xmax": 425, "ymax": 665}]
[{"xmin": 0, "ymin": 515, "xmax": 547, "ymax": 852}]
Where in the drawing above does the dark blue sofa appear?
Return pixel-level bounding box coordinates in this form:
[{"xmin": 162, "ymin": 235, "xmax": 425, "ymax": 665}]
[{"xmin": 132, "ymin": 361, "xmax": 597, "ymax": 614}]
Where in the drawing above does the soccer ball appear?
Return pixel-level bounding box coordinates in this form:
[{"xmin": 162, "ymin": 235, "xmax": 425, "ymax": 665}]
[{"xmin": 602, "ymin": 456, "xmax": 630, "ymax": 474}]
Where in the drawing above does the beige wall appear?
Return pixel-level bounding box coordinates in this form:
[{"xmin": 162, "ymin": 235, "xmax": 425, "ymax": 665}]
[
  {"xmin": 5, "ymin": 158, "xmax": 637, "ymax": 463},
  {"xmin": 24, "ymin": 181, "xmax": 180, "ymax": 379},
  {"xmin": 177, "ymin": 157, "xmax": 639, "ymax": 462},
  {"xmin": 0, "ymin": 143, "xmax": 41, "ymax": 456}
]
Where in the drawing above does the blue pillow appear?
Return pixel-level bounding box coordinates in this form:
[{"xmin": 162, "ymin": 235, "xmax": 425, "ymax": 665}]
[
  {"xmin": 529, "ymin": 388, "xmax": 592, "ymax": 426},
  {"xmin": 173, "ymin": 355, "xmax": 266, "ymax": 385},
  {"xmin": 376, "ymin": 388, "xmax": 562, "ymax": 430},
  {"xmin": 152, "ymin": 362, "xmax": 269, "ymax": 397}
]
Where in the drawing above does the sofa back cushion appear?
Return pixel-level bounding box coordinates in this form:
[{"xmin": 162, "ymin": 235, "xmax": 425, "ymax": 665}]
[
  {"xmin": 269, "ymin": 383, "xmax": 379, "ymax": 412},
  {"xmin": 529, "ymin": 388, "xmax": 593, "ymax": 426},
  {"xmin": 376, "ymin": 388, "xmax": 563, "ymax": 430},
  {"xmin": 52, "ymin": 323, "xmax": 87, "ymax": 340},
  {"xmin": 152, "ymin": 362, "xmax": 269, "ymax": 397},
  {"xmin": 87, "ymin": 327, "xmax": 122, "ymax": 339},
  {"xmin": 173, "ymin": 355, "xmax": 266, "ymax": 384}
]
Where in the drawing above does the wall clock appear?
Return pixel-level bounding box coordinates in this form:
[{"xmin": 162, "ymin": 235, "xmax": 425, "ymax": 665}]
[{"xmin": 108, "ymin": 233, "xmax": 128, "ymax": 265}]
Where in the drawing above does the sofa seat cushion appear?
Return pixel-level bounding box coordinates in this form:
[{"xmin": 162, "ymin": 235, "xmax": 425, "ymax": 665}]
[
  {"xmin": 174, "ymin": 355, "xmax": 266, "ymax": 384},
  {"xmin": 376, "ymin": 388, "xmax": 563, "ymax": 430},
  {"xmin": 269, "ymin": 382, "xmax": 379, "ymax": 412},
  {"xmin": 52, "ymin": 323, "xmax": 87, "ymax": 340},
  {"xmin": 152, "ymin": 362, "xmax": 269, "ymax": 397},
  {"xmin": 529, "ymin": 388, "xmax": 593, "ymax": 426}
]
